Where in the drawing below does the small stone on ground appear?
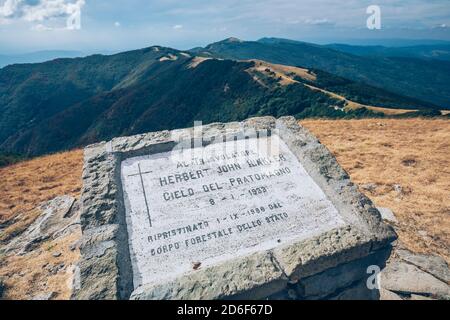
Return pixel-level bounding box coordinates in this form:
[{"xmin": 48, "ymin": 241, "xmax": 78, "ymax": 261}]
[
  {"xmin": 381, "ymin": 261, "xmax": 450, "ymax": 299},
  {"xmin": 31, "ymin": 292, "xmax": 55, "ymax": 300},
  {"xmin": 379, "ymin": 288, "xmax": 403, "ymax": 300},
  {"xmin": 377, "ymin": 207, "xmax": 398, "ymax": 223},
  {"xmin": 396, "ymin": 249, "xmax": 450, "ymax": 284}
]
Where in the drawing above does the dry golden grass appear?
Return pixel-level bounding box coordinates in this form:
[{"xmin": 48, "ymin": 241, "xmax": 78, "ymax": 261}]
[
  {"xmin": 0, "ymin": 208, "xmax": 42, "ymax": 243},
  {"xmin": 247, "ymin": 60, "xmax": 317, "ymax": 85},
  {"xmin": 0, "ymin": 150, "xmax": 83, "ymax": 223},
  {"xmin": 0, "ymin": 231, "xmax": 81, "ymax": 300},
  {"xmin": 344, "ymin": 98, "xmax": 420, "ymax": 115},
  {"xmin": 0, "ymin": 149, "xmax": 83, "ymax": 300},
  {"xmin": 301, "ymin": 119, "xmax": 450, "ymax": 264},
  {"xmin": 188, "ymin": 56, "xmax": 212, "ymax": 68},
  {"xmin": 363, "ymin": 106, "xmax": 418, "ymax": 115}
]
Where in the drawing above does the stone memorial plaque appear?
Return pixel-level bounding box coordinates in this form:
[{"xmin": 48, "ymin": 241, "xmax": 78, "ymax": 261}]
[
  {"xmin": 75, "ymin": 117, "xmax": 396, "ymax": 300},
  {"xmin": 121, "ymin": 135, "xmax": 346, "ymax": 288}
]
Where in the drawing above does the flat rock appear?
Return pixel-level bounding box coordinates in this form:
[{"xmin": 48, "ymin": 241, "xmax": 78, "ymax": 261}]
[
  {"xmin": 69, "ymin": 240, "xmax": 80, "ymax": 251},
  {"xmin": 31, "ymin": 292, "xmax": 55, "ymax": 300},
  {"xmin": 410, "ymin": 294, "xmax": 435, "ymax": 300},
  {"xmin": 396, "ymin": 249, "xmax": 450, "ymax": 284},
  {"xmin": 376, "ymin": 207, "xmax": 398, "ymax": 223},
  {"xmin": 5, "ymin": 196, "xmax": 81, "ymax": 254},
  {"xmin": 379, "ymin": 288, "xmax": 403, "ymax": 300},
  {"xmin": 381, "ymin": 261, "xmax": 450, "ymax": 299}
]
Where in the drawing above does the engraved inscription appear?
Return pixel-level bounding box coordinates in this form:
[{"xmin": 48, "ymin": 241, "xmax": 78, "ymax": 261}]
[{"xmin": 121, "ymin": 135, "xmax": 346, "ymax": 287}]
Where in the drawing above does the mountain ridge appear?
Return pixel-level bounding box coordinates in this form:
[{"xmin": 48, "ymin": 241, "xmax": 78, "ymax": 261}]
[
  {"xmin": 194, "ymin": 38, "xmax": 450, "ymax": 107},
  {"xmin": 0, "ymin": 40, "xmax": 446, "ymax": 157}
]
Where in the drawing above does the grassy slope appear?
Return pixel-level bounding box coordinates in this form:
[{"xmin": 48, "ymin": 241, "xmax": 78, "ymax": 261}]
[
  {"xmin": 302, "ymin": 119, "xmax": 450, "ymax": 265},
  {"xmin": 0, "ymin": 150, "xmax": 83, "ymax": 300},
  {"xmin": 0, "ymin": 150, "xmax": 83, "ymax": 223}
]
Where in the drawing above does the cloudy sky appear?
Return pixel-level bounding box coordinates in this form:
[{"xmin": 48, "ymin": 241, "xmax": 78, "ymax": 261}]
[{"xmin": 0, "ymin": 0, "xmax": 449, "ymax": 53}]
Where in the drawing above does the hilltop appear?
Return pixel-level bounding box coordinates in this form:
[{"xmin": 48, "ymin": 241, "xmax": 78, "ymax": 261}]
[{"xmin": 196, "ymin": 37, "xmax": 450, "ymax": 107}]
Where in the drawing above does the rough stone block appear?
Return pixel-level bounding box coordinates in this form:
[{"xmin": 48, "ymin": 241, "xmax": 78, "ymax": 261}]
[{"xmin": 73, "ymin": 117, "xmax": 396, "ymax": 300}]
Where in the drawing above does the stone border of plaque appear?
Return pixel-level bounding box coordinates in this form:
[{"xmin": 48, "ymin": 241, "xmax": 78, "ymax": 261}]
[{"xmin": 72, "ymin": 116, "xmax": 396, "ymax": 300}]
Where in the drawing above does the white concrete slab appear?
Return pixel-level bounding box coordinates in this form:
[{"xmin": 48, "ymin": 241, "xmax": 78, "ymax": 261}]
[{"xmin": 121, "ymin": 135, "xmax": 346, "ymax": 288}]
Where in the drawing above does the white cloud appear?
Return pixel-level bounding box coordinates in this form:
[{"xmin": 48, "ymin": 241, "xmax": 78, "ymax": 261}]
[
  {"xmin": 32, "ymin": 22, "xmax": 52, "ymax": 30},
  {"xmin": 0, "ymin": 0, "xmax": 20, "ymax": 17},
  {"xmin": 173, "ymin": 24, "xmax": 183, "ymax": 30},
  {"xmin": 1, "ymin": 1, "xmax": 449, "ymax": 52},
  {"xmin": 0, "ymin": 0, "xmax": 85, "ymax": 29},
  {"xmin": 114, "ymin": 21, "xmax": 120, "ymax": 27},
  {"xmin": 304, "ymin": 18, "xmax": 333, "ymax": 26}
]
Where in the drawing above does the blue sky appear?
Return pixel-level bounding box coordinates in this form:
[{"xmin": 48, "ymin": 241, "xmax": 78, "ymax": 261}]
[{"xmin": 0, "ymin": 0, "xmax": 449, "ymax": 53}]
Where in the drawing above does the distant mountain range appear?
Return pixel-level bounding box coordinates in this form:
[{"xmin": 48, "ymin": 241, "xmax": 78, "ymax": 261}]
[
  {"xmin": 0, "ymin": 38, "xmax": 448, "ymax": 157},
  {"xmin": 323, "ymin": 38, "xmax": 450, "ymax": 47},
  {"xmin": 0, "ymin": 51, "xmax": 85, "ymax": 69},
  {"xmin": 326, "ymin": 43, "xmax": 450, "ymax": 61},
  {"xmin": 194, "ymin": 38, "xmax": 450, "ymax": 107}
]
